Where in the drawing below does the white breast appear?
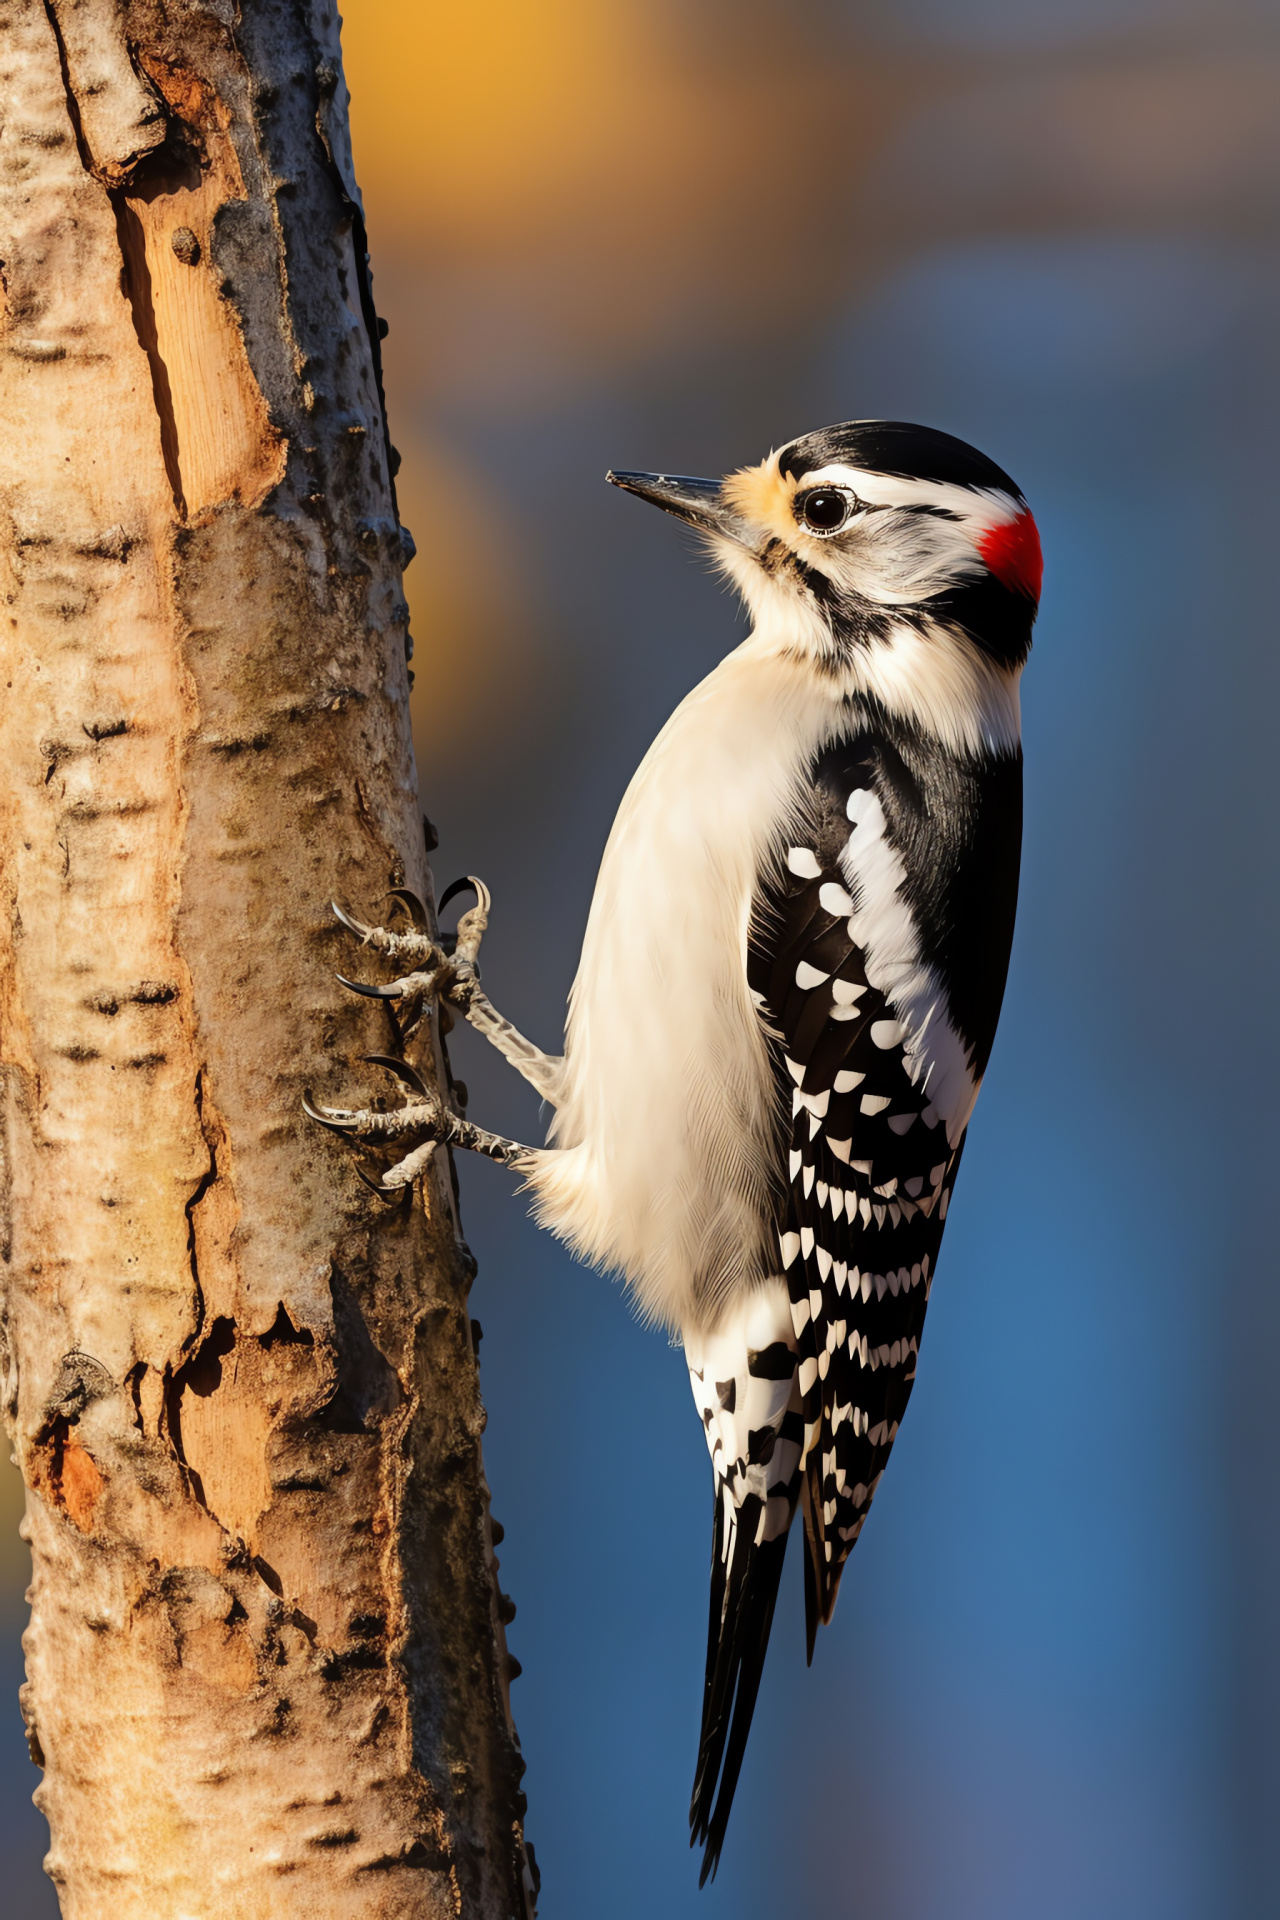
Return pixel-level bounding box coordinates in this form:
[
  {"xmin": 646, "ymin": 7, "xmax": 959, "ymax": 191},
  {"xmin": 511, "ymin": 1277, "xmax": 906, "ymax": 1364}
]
[
  {"xmin": 524, "ymin": 607, "xmax": 1018, "ymax": 1334},
  {"xmin": 526, "ymin": 636, "xmax": 842, "ymax": 1332}
]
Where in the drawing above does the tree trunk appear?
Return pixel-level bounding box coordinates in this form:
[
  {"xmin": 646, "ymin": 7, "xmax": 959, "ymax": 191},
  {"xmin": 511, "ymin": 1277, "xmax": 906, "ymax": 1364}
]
[{"xmin": 0, "ymin": 2, "xmax": 534, "ymax": 1913}]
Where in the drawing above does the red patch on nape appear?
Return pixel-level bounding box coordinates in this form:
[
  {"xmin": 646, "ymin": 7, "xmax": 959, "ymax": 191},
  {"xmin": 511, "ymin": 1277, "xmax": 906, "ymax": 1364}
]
[{"xmin": 977, "ymin": 511, "xmax": 1043, "ymax": 602}]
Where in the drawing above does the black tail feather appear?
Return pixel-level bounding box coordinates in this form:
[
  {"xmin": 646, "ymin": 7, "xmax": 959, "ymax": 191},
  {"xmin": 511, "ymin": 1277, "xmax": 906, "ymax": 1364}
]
[
  {"xmin": 689, "ymin": 1490, "xmax": 743, "ymax": 1843},
  {"xmin": 699, "ymin": 1537, "xmax": 787, "ymax": 1884},
  {"xmin": 689, "ymin": 1492, "xmax": 790, "ymax": 1883}
]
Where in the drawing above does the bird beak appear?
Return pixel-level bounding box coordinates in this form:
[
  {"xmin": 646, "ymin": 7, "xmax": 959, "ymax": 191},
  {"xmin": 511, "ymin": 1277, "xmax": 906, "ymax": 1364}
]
[{"xmin": 606, "ymin": 470, "xmax": 747, "ymax": 542}]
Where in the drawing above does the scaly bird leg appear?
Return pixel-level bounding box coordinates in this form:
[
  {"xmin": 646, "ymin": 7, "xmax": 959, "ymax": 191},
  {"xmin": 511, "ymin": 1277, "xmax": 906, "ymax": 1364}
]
[
  {"xmin": 333, "ymin": 881, "xmax": 564, "ymax": 1106},
  {"xmin": 304, "ymin": 1056, "xmax": 537, "ymax": 1192}
]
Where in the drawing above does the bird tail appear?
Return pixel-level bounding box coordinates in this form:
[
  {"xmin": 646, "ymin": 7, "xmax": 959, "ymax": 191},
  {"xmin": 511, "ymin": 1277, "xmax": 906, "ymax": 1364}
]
[{"xmin": 689, "ymin": 1489, "xmax": 790, "ymax": 1885}]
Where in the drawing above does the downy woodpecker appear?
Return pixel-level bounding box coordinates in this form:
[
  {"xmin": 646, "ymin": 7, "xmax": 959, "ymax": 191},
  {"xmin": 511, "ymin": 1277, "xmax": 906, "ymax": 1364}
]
[{"xmin": 308, "ymin": 419, "xmax": 1041, "ymax": 1881}]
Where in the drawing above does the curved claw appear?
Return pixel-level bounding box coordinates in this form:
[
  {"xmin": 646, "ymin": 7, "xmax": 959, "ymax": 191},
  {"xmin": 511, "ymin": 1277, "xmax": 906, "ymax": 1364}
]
[
  {"xmin": 384, "ymin": 887, "xmax": 430, "ymax": 930},
  {"xmin": 354, "ymin": 1164, "xmax": 409, "ymax": 1206},
  {"xmin": 438, "ymin": 874, "xmax": 491, "ymax": 917},
  {"xmin": 364, "ymin": 1053, "xmax": 430, "ymax": 1099},
  {"xmin": 331, "ymin": 899, "xmax": 374, "ymax": 939},
  {"xmin": 302, "ymin": 1092, "xmax": 360, "ymax": 1132},
  {"xmin": 336, "ymin": 972, "xmax": 405, "ymax": 1000}
]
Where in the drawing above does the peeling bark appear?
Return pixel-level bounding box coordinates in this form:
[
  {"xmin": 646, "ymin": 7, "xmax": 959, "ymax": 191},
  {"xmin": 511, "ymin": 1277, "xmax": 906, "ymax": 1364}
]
[{"xmin": 0, "ymin": 2, "xmax": 535, "ymax": 1913}]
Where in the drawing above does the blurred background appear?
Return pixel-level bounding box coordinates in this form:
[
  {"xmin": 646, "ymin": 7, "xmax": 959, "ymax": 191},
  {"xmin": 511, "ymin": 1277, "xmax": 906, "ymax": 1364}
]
[{"xmin": 6, "ymin": 0, "xmax": 1280, "ymax": 1912}]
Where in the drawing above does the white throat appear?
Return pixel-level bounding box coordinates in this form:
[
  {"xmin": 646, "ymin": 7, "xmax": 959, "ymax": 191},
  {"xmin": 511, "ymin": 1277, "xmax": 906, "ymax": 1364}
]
[{"xmin": 716, "ymin": 552, "xmax": 1023, "ymax": 760}]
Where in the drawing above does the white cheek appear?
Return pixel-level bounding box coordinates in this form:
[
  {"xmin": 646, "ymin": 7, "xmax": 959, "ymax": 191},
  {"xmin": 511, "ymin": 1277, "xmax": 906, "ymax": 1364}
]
[{"xmin": 824, "ymin": 517, "xmax": 986, "ymax": 606}]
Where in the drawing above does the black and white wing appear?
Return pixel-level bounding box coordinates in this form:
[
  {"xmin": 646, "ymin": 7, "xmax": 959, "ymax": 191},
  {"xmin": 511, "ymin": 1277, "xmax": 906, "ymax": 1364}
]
[
  {"xmin": 749, "ymin": 720, "xmax": 1022, "ymax": 1649},
  {"xmin": 689, "ymin": 716, "xmax": 1021, "ymax": 1876}
]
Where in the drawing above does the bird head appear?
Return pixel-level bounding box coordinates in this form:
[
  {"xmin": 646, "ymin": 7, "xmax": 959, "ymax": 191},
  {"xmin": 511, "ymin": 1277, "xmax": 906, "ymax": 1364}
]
[{"xmin": 607, "ymin": 420, "xmax": 1041, "ymax": 681}]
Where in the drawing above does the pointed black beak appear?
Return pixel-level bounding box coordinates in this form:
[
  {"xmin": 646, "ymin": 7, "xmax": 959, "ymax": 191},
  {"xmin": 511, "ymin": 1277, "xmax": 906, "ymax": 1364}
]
[{"xmin": 606, "ymin": 469, "xmax": 744, "ymax": 540}]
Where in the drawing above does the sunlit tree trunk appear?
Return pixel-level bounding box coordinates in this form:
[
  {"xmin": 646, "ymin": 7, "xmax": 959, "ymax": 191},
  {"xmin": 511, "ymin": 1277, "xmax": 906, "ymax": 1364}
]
[{"xmin": 0, "ymin": 2, "xmax": 533, "ymax": 1913}]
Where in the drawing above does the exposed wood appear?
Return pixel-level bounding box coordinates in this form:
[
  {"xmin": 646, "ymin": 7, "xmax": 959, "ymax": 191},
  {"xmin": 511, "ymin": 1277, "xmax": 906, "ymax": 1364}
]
[{"xmin": 0, "ymin": 1, "xmax": 534, "ymax": 1913}]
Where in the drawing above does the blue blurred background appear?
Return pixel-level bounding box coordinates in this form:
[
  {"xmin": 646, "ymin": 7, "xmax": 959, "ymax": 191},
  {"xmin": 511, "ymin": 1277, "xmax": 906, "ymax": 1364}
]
[{"xmin": 6, "ymin": 1, "xmax": 1280, "ymax": 1912}]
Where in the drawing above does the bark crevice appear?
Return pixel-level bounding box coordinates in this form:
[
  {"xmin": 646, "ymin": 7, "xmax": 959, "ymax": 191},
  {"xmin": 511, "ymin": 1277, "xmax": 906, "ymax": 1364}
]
[{"xmin": 111, "ymin": 181, "xmax": 189, "ymax": 514}]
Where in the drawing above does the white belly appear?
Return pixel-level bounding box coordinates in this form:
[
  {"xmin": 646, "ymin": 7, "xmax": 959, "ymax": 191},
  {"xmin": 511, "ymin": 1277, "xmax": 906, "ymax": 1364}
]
[{"xmin": 527, "ymin": 636, "xmax": 843, "ymax": 1332}]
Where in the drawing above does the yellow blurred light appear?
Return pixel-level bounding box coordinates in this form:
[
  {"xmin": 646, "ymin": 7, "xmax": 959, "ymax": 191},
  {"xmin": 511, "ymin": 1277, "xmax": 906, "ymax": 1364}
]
[{"xmin": 342, "ymin": 0, "xmax": 645, "ymax": 241}]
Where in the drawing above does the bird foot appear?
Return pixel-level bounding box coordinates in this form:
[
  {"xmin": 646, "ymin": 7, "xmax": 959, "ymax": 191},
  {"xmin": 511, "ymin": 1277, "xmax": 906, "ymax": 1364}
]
[
  {"xmin": 331, "ymin": 880, "xmax": 489, "ymax": 1034},
  {"xmin": 305, "ymin": 1049, "xmax": 534, "ymax": 1183},
  {"xmin": 304, "ymin": 1055, "xmax": 455, "ymax": 1190},
  {"xmin": 309, "ymin": 878, "xmax": 543, "ymax": 1182}
]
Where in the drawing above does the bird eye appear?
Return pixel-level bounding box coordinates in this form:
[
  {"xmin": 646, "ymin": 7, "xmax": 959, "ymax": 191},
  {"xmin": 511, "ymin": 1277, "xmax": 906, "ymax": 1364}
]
[{"xmin": 796, "ymin": 489, "xmax": 851, "ymax": 535}]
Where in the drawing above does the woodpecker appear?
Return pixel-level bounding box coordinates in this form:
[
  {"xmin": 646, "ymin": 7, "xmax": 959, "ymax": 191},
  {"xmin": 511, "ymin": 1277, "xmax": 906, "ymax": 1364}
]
[{"xmin": 308, "ymin": 419, "xmax": 1040, "ymax": 1881}]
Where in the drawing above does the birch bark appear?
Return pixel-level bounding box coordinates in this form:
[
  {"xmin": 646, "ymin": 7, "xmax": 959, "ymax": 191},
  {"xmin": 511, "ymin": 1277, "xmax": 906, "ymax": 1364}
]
[{"xmin": 0, "ymin": 2, "xmax": 533, "ymax": 1913}]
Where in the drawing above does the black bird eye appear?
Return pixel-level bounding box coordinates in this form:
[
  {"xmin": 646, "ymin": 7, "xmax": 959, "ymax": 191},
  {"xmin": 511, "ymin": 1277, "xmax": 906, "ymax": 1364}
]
[{"xmin": 796, "ymin": 488, "xmax": 851, "ymax": 535}]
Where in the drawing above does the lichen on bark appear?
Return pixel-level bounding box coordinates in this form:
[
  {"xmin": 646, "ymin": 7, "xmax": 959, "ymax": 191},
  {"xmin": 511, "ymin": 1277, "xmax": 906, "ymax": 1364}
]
[{"xmin": 0, "ymin": 1, "xmax": 533, "ymax": 1912}]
